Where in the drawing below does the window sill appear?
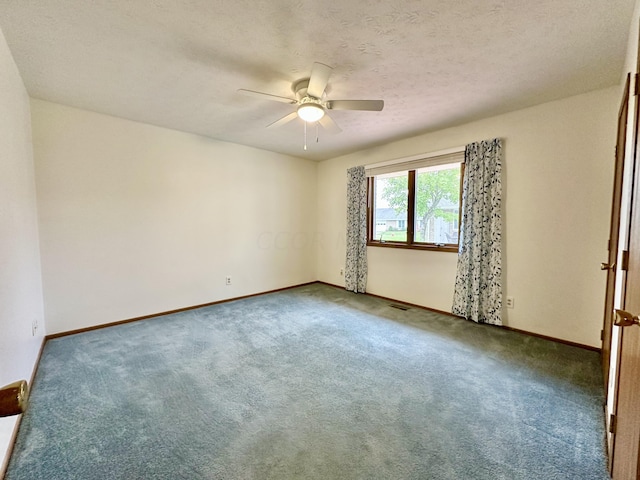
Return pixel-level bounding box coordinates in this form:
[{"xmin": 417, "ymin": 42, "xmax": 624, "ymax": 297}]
[{"xmin": 367, "ymin": 241, "xmax": 458, "ymax": 253}]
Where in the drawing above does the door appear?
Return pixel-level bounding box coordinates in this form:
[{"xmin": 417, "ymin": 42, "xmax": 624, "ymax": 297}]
[
  {"xmin": 611, "ymin": 170, "xmax": 640, "ymax": 479},
  {"xmin": 603, "ymin": 73, "xmax": 629, "ymax": 386},
  {"xmin": 611, "ymin": 24, "xmax": 640, "ymax": 478},
  {"xmin": 604, "ymin": 74, "xmax": 630, "ymax": 470}
]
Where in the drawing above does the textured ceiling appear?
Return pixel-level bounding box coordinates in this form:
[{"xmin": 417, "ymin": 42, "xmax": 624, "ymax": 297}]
[{"xmin": 0, "ymin": 0, "xmax": 635, "ymax": 161}]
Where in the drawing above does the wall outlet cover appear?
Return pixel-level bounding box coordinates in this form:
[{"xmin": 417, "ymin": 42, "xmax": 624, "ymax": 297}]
[{"xmin": 506, "ymin": 296, "xmax": 514, "ymax": 309}]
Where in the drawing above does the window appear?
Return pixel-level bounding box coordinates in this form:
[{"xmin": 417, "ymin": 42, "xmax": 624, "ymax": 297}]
[
  {"xmin": 372, "ymin": 171, "xmax": 408, "ymax": 242},
  {"xmin": 366, "ymin": 151, "xmax": 464, "ymax": 252}
]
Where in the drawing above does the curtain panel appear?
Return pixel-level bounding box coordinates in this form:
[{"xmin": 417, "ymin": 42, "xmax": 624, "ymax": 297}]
[
  {"xmin": 452, "ymin": 138, "xmax": 503, "ymax": 325},
  {"xmin": 345, "ymin": 166, "xmax": 367, "ymax": 293}
]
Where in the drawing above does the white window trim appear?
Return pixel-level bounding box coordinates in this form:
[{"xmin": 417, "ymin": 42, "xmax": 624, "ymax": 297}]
[{"xmin": 364, "ymin": 146, "xmax": 464, "ymax": 177}]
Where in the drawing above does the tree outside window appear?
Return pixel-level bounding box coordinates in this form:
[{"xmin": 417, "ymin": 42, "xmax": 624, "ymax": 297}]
[{"xmin": 368, "ymin": 162, "xmax": 462, "ymax": 251}]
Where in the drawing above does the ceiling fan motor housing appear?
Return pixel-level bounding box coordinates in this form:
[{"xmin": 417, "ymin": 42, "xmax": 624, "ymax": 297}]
[{"xmin": 238, "ymin": 62, "xmax": 382, "ymax": 134}]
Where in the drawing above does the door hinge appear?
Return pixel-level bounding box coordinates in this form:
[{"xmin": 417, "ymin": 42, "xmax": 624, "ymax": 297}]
[
  {"xmin": 601, "ymin": 329, "xmax": 604, "ymax": 341},
  {"xmin": 634, "ymin": 74, "xmax": 640, "ymax": 96},
  {"xmin": 622, "ymin": 250, "xmax": 630, "ymax": 271},
  {"xmin": 609, "ymin": 413, "xmax": 617, "ymax": 434}
]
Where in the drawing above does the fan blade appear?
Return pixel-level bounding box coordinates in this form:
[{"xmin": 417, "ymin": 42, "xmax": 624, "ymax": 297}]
[
  {"xmin": 238, "ymin": 89, "xmax": 296, "ymax": 104},
  {"xmin": 319, "ymin": 113, "xmax": 342, "ymax": 134},
  {"xmin": 327, "ymin": 100, "xmax": 384, "ymax": 111},
  {"xmin": 267, "ymin": 112, "xmax": 298, "ymax": 128},
  {"xmin": 307, "ymin": 63, "xmax": 332, "ymax": 98}
]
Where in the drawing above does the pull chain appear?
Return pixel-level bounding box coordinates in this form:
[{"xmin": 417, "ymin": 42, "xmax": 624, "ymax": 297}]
[{"xmin": 304, "ymin": 121, "xmax": 307, "ymax": 150}]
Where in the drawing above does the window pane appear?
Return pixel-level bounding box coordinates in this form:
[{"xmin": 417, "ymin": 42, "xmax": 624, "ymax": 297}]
[
  {"xmin": 373, "ymin": 171, "xmax": 408, "ymax": 242},
  {"xmin": 414, "ymin": 164, "xmax": 461, "ymax": 244}
]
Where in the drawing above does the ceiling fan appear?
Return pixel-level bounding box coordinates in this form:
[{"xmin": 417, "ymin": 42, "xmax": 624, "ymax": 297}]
[{"xmin": 238, "ymin": 62, "xmax": 384, "ymax": 135}]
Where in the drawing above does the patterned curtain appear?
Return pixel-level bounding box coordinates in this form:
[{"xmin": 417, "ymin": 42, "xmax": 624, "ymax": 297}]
[
  {"xmin": 452, "ymin": 139, "xmax": 503, "ymax": 325},
  {"xmin": 345, "ymin": 166, "xmax": 367, "ymax": 293}
]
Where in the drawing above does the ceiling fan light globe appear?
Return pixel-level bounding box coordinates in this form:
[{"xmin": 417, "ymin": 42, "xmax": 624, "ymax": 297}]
[{"xmin": 297, "ymin": 104, "xmax": 325, "ymax": 123}]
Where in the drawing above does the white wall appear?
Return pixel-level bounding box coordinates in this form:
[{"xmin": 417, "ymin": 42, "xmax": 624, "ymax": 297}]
[
  {"xmin": 318, "ymin": 87, "xmax": 619, "ymax": 348},
  {"xmin": 0, "ymin": 29, "xmax": 45, "ymax": 472},
  {"xmin": 623, "ymin": 3, "xmax": 640, "ymax": 79},
  {"xmin": 31, "ymin": 99, "xmax": 317, "ymax": 334}
]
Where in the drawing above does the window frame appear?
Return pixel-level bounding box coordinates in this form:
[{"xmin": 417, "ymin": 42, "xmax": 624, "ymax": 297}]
[{"xmin": 366, "ymin": 161, "xmax": 464, "ymax": 253}]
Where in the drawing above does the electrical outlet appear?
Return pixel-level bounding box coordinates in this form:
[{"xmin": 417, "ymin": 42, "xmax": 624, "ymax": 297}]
[
  {"xmin": 225, "ymin": 276, "xmax": 232, "ymax": 285},
  {"xmin": 339, "ymin": 268, "xmax": 344, "ymax": 276},
  {"xmin": 506, "ymin": 296, "xmax": 514, "ymax": 309}
]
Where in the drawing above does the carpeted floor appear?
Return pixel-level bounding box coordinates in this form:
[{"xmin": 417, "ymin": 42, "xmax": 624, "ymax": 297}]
[{"xmin": 6, "ymin": 283, "xmax": 609, "ymax": 479}]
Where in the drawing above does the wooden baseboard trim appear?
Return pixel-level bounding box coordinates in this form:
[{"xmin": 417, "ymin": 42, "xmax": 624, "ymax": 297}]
[
  {"xmin": 45, "ymin": 279, "xmax": 601, "ymax": 349},
  {"xmin": 45, "ymin": 282, "xmax": 317, "ymax": 340},
  {"xmin": 29, "ymin": 338, "xmax": 46, "ymax": 390},
  {"xmin": 501, "ymin": 325, "xmax": 600, "ymax": 352},
  {"xmin": 1, "ymin": 337, "xmax": 46, "ymax": 479},
  {"xmin": 0, "ymin": 409, "xmax": 21, "ymax": 479},
  {"xmin": 316, "ymin": 281, "xmax": 462, "ymax": 318},
  {"xmin": 315, "ymin": 281, "xmax": 600, "ymax": 352}
]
